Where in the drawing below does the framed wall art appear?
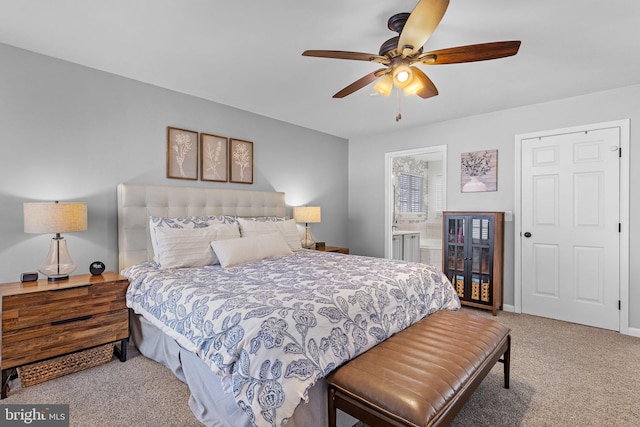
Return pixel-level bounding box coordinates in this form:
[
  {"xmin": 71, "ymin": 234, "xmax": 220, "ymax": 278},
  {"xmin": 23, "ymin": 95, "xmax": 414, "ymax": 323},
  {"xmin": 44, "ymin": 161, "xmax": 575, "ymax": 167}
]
[
  {"xmin": 201, "ymin": 133, "xmax": 228, "ymax": 182},
  {"xmin": 460, "ymin": 149, "xmax": 498, "ymax": 192},
  {"xmin": 229, "ymin": 138, "xmax": 253, "ymax": 184},
  {"xmin": 167, "ymin": 126, "xmax": 198, "ymax": 180}
]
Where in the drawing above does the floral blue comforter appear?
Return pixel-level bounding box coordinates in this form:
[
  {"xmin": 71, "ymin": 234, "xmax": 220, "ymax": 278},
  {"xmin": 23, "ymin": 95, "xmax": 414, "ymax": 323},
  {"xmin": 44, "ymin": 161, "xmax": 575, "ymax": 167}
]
[{"xmin": 123, "ymin": 250, "xmax": 460, "ymax": 427}]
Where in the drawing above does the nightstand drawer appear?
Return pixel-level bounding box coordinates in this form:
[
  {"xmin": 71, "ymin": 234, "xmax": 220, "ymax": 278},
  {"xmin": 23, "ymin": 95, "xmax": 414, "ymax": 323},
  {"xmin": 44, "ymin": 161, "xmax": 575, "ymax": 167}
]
[
  {"xmin": 2, "ymin": 279, "xmax": 128, "ymax": 331},
  {"xmin": 1, "ymin": 309, "xmax": 129, "ymax": 369}
]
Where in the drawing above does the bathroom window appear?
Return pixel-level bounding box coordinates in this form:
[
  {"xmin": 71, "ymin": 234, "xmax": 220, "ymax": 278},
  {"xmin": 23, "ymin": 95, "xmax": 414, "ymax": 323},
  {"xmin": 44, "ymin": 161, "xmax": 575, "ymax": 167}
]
[{"xmin": 399, "ymin": 173, "xmax": 423, "ymax": 213}]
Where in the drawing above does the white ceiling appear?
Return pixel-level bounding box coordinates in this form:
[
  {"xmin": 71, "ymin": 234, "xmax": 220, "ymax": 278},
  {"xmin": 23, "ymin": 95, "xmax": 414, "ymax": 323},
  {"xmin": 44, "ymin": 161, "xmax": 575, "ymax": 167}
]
[{"xmin": 2, "ymin": 1, "xmax": 640, "ymax": 139}]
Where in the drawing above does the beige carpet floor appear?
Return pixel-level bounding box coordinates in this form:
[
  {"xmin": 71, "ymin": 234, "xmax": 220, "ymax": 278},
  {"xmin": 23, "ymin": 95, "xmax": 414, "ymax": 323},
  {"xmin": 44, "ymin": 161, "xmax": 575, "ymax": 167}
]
[{"xmin": 2, "ymin": 308, "xmax": 639, "ymax": 426}]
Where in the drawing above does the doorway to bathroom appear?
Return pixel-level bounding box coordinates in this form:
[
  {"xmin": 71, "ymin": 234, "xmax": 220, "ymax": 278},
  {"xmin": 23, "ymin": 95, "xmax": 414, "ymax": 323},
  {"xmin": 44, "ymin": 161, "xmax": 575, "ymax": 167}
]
[{"xmin": 384, "ymin": 145, "xmax": 447, "ymax": 268}]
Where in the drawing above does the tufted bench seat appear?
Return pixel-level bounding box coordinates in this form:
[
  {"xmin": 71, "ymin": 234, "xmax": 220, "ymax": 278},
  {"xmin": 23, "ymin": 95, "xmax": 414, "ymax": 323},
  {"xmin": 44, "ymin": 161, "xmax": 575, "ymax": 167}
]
[{"xmin": 326, "ymin": 310, "xmax": 511, "ymax": 427}]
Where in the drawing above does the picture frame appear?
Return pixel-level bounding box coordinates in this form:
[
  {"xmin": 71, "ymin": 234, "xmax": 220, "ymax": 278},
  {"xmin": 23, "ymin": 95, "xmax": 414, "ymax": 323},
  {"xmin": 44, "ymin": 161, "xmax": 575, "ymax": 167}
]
[
  {"xmin": 167, "ymin": 126, "xmax": 198, "ymax": 180},
  {"xmin": 460, "ymin": 149, "xmax": 498, "ymax": 192},
  {"xmin": 229, "ymin": 138, "xmax": 254, "ymax": 184},
  {"xmin": 200, "ymin": 133, "xmax": 228, "ymax": 182}
]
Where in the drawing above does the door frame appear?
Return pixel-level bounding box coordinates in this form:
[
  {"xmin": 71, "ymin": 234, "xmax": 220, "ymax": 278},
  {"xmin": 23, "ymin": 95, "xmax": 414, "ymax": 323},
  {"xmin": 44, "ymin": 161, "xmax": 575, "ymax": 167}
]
[
  {"xmin": 514, "ymin": 119, "xmax": 630, "ymax": 334},
  {"xmin": 384, "ymin": 145, "xmax": 447, "ymax": 259}
]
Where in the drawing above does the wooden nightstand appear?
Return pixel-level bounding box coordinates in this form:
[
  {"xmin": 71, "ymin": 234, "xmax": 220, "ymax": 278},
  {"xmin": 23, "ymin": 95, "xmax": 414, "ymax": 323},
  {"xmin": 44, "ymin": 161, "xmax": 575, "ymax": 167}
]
[
  {"xmin": 0, "ymin": 272, "xmax": 129, "ymax": 398},
  {"xmin": 313, "ymin": 245, "xmax": 349, "ymax": 254}
]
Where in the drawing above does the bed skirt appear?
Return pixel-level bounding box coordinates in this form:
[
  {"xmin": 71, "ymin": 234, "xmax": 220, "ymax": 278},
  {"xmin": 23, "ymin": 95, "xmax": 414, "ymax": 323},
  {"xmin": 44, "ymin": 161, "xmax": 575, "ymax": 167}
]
[{"xmin": 130, "ymin": 312, "xmax": 357, "ymax": 427}]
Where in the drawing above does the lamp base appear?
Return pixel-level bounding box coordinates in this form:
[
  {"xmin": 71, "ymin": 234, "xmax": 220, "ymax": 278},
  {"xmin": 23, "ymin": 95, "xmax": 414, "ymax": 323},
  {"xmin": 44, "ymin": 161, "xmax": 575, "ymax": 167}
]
[
  {"xmin": 38, "ymin": 236, "xmax": 77, "ymax": 281},
  {"xmin": 46, "ymin": 274, "xmax": 70, "ymax": 282},
  {"xmin": 301, "ymin": 226, "xmax": 315, "ymax": 249}
]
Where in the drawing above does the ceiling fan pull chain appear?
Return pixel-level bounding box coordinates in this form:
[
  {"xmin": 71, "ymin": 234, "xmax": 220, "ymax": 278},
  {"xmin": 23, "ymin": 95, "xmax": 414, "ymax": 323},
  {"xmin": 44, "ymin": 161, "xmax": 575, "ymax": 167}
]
[{"xmin": 395, "ymin": 88, "xmax": 402, "ymax": 122}]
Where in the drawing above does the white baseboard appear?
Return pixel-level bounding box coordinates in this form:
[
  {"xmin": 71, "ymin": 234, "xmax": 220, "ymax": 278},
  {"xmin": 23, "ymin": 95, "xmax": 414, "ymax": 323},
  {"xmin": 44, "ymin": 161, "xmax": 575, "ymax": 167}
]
[
  {"xmin": 501, "ymin": 304, "xmax": 640, "ymax": 337},
  {"xmin": 502, "ymin": 304, "xmax": 515, "ymax": 312},
  {"xmin": 626, "ymin": 326, "xmax": 640, "ymax": 338}
]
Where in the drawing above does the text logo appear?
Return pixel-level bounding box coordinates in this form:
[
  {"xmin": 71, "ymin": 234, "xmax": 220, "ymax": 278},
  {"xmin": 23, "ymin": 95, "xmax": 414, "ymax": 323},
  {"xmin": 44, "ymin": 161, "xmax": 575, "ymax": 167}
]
[{"xmin": 1, "ymin": 405, "xmax": 69, "ymax": 426}]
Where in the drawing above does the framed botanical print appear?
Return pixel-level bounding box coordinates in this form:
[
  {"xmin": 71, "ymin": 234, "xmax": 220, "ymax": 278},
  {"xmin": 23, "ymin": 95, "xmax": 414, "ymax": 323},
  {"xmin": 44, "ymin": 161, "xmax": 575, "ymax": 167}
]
[
  {"xmin": 460, "ymin": 149, "xmax": 498, "ymax": 192},
  {"xmin": 229, "ymin": 138, "xmax": 253, "ymax": 184},
  {"xmin": 200, "ymin": 133, "xmax": 228, "ymax": 182},
  {"xmin": 167, "ymin": 126, "xmax": 198, "ymax": 180}
]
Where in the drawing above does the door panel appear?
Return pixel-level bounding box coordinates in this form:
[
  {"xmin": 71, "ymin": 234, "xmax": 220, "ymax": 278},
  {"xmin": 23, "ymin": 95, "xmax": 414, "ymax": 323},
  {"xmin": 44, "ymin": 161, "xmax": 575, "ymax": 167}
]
[
  {"xmin": 574, "ymin": 172, "xmax": 603, "ymax": 226},
  {"xmin": 574, "ymin": 246, "xmax": 603, "ymax": 303},
  {"xmin": 533, "ymin": 175, "xmax": 558, "ymax": 225},
  {"xmin": 521, "ymin": 127, "xmax": 620, "ymax": 330},
  {"xmin": 532, "ymin": 244, "xmax": 559, "ymax": 297}
]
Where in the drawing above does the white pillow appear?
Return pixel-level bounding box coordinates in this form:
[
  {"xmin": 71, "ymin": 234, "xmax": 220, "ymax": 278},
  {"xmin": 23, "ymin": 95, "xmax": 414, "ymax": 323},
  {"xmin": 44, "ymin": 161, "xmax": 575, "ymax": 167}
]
[
  {"xmin": 211, "ymin": 233, "xmax": 293, "ymax": 268},
  {"xmin": 237, "ymin": 218, "xmax": 303, "ymax": 251},
  {"xmin": 212, "ymin": 222, "xmax": 243, "ymax": 241},
  {"xmin": 154, "ymin": 223, "xmax": 241, "ymax": 268},
  {"xmin": 149, "ymin": 215, "xmax": 238, "ymax": 262},
  {"xmin": 154, "ymin": 226, "xmax": 218, "ymax": 269}
]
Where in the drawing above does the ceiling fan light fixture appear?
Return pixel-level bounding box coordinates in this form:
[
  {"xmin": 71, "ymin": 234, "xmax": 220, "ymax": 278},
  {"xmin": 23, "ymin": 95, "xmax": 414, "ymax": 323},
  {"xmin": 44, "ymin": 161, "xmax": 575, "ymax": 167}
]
[
  {"xmin": 373, "ymin": 74, "xmax": 393, "ymax": 96},
  {"xmin": 393, "ymin": 64, "xmax": 413, "ymax": 88},
  {"xmin": 403, "ymin": 76, "xmax": 425, "ymax": 96}
]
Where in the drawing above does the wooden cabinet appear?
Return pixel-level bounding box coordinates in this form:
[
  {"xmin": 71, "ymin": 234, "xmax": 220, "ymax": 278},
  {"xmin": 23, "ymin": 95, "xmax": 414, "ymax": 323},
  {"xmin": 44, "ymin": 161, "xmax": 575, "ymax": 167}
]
[
  {"xmin": 392, "ymin": 232, "xmax": 420, "ymax": 262},
  {"xmin": 442, "ymin": 212, "xmax": 504, "ymax": 315},
  {"xmin": 313, "ymin": 245, "xmax": 349, "ymax": 254},
  {"xmin": 0, "ymin": 272, "xmax": 129, "ymax": 397}
]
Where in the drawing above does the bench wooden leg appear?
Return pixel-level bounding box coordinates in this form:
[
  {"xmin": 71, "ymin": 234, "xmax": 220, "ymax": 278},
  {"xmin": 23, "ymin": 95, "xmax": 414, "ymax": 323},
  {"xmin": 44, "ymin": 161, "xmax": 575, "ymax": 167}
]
[
  {"xmin": 503, "ymin": 335, "xmax": 511, "ymax": 389},
  {"xmin": 328, "ymin": 386, "xmax": 337, "ymax": 427}
]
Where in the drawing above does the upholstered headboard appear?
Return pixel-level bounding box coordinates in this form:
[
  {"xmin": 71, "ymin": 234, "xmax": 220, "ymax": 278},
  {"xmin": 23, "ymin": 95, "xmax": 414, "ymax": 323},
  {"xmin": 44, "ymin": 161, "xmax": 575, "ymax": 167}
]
[{"xmin": 117, "ymin": 183, "xmax": 286, "ymax": 271}]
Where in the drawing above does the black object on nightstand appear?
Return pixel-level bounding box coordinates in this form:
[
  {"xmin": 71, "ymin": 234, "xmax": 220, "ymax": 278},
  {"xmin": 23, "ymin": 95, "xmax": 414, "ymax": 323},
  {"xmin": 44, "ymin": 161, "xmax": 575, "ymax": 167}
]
[
  {"xmin": 90, "ymin": 261, "xmax": 106, "ymax": 275},
  {"xmin": 20, "ymin": 272, "xmax": 38, "ymax": 282}
]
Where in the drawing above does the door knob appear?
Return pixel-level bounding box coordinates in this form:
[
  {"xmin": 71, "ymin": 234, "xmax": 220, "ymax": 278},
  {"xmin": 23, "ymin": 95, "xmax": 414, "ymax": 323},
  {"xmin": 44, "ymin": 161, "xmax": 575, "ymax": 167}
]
[{"xmin": 524, "ymin": 232, "xmax": 532, "ymax": 238}]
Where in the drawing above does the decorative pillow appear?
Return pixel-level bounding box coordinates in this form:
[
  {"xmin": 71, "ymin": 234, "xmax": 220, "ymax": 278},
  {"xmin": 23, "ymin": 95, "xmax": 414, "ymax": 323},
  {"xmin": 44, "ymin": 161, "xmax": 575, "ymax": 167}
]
[
  {"xmin": 211, "ymin": 233, "xmax": 293, "ymax": 268},
  {"xmin": 237, "ymin": 218, "xmax": 302, "ymax": 251},
  {"xmin": 154, "ymin": 223, "xmax": 241, "ymax": 268},
  {"xmin": 149, "ymin": 215, "xmax": 238, "ymax": 262},
  {"xmin": 154, "ymin": 226, "xmax": 219, "ymax": 269}
]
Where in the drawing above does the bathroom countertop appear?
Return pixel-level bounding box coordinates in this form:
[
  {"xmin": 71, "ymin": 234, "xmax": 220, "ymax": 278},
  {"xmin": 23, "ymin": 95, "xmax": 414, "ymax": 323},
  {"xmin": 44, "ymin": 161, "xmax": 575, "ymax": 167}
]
[{"xmin": 392, "ymin": 230, "xmax": 420, "ymax": 235}]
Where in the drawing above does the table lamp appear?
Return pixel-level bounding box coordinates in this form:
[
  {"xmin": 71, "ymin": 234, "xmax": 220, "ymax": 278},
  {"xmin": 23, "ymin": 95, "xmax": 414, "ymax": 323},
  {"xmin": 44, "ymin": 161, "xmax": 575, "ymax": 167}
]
[
  {"xmin": 24, "ymin": 201, "xmax": 88, "ymax": 281},
  {"xmin": 293, "ymin": 206, "xmax": 321, "ymax": 249}
]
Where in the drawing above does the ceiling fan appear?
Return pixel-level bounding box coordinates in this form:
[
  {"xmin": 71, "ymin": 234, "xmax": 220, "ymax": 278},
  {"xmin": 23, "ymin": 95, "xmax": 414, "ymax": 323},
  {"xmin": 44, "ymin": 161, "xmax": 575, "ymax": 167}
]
[{"xmin": 302, "ymin": 0, "xmax": 521, "ymax": 117}]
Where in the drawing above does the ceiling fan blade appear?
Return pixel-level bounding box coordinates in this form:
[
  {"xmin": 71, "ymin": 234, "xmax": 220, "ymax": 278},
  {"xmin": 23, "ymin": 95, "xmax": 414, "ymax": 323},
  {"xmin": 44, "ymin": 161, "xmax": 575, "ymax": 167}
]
[
  {"xmin": 333, "ymin": 69, "xmax": 387, "ymax": 98},
  {"xmin": 397, "ymin": 0, "xmax": 450, "ymax": 57},
  {"xmin": 417, "ymin": 41, "xmax": 521, "ymax": 65},
  {"xmin": 411, "ymin": 68, "xmax": 439, "ymax": 99},
  {"xmin": 302, "ymin": 50, "xmax": 389, "ymax": 64}
]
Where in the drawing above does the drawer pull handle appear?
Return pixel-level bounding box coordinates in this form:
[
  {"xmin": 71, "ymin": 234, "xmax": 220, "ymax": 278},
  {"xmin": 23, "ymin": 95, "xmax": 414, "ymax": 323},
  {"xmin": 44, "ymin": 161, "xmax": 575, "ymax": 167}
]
[{"xmin": 51, "ymin": 315, "xmax": 92, "ymax": 326}]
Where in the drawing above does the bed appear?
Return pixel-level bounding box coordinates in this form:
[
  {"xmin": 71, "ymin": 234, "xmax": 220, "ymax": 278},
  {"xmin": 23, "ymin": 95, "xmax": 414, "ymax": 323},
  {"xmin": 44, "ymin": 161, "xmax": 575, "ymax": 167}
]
[{"xmin": 117, "ymin": 183, "xmax": 460, "ymax": 427}]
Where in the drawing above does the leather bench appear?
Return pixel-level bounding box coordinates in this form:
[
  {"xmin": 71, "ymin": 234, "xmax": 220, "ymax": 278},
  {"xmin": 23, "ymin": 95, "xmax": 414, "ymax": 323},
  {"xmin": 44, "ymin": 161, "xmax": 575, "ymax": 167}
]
[{"xmin": 326, "ymin": 310, "xmax": 511, "ymax": 427}]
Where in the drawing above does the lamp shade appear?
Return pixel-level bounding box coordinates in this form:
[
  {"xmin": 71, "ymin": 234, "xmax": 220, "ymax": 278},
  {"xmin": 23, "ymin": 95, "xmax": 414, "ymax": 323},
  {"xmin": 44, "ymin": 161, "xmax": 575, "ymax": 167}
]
[
  {"xmin": 373, "ymin": 74, "xmax": 393, "ymax": 97},
  {"xmin": 293, "ymin": 206, "xmax": 321, "ymax": 224},
  {"xmin": 403, "ymin": 75, "xmax": 425, "ymax": 96},
  {"xmin": 24, "ymin": 202, "xmax": 87, "ymax": 234}
]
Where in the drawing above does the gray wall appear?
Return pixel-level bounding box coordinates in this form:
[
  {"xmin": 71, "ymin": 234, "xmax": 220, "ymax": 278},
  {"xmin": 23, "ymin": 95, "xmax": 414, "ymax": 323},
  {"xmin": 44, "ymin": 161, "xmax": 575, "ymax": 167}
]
[
  {"xmin": 348, "ymin": 84, "xmax": 640, "ymax": 330},
  {"xmin": 0, "ymin": 43, "xmax": 348, "ymax": 283}
]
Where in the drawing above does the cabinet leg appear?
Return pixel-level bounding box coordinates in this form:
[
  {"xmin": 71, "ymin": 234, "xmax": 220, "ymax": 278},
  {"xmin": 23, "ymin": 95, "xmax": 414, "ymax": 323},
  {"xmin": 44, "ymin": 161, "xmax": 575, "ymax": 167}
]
[
  {"xmin": 1, "ymin": 369, "xmax": 8, "ymax": 399},
  {"xmin": 114, "ymin": 338, "xmax": 128, "ymax": 362}
]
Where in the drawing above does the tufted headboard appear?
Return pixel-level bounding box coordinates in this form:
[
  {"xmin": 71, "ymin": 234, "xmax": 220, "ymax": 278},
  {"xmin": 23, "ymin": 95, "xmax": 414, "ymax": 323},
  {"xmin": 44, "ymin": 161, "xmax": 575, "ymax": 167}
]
[{"xmin": 117, "ymin": 183, "xmax": 286, "ymax": 271}]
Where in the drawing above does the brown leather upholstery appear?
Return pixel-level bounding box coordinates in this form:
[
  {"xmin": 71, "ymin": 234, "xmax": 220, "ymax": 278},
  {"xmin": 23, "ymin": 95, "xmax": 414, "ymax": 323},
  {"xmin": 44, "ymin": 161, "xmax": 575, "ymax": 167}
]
[{"xmin": 326, "ymin": 310, "xmax": 511, "ymax": 427}]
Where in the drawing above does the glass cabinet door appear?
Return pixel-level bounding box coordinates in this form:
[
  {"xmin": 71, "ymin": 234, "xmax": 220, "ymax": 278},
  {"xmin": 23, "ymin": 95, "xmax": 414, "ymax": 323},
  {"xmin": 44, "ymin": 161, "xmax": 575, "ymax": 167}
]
[
  {"xmin": 469, "ymin": 217, "xmax": 493, "ymax": 305},
  {"xmin": 445, "ymin": 216, "xmax": 466, "ymax": 299}
]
